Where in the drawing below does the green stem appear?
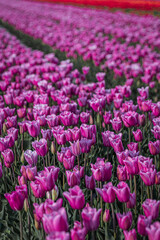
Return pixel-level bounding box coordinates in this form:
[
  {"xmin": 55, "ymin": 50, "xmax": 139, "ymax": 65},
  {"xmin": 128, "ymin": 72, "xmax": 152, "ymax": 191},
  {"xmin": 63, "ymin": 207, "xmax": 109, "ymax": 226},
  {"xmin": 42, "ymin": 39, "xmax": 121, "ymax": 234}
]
[
  {"xmin": 19, "ymin": 211, "xmax": 23, "ymax": 240},
  {"xmin": 134, "ymin": 175, "xmax": 137, "ymax": 215},
  {"xmin": 147, "ymin": 186, "xmax": 150, "ymax": 199},
  {"xmin": 130, "ymin": 175, "xmax": 132, "ymax": 193},
  {"xmin": 91, "ymin": 231, "xmax": 95, "ymax": 240},
  {"xmin": 111, "ymin": 203, "xmax": 116, "ymax": 239}
]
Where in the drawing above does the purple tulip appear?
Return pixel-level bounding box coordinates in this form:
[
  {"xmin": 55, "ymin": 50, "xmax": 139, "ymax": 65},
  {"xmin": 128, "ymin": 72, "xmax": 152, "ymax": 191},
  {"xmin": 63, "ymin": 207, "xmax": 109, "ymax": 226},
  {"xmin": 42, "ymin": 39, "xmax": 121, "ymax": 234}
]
[
  {"xmin": 146, "ymin": 221, "xmax": 160, "ymax": 240},
  {"xmin": 85, "ymin": 175, "xmax": 95, "ymax": 190},
  {"xmin": 132, "ymin": 129, "xmax": 143, "ymax": 142},
  {"xmin": 81, "ymin": 203, "xmax": 101, "ymax": 231},
  {"xmin": 123, "ymin": 229, "xmax": 137, "ymax": 240},
  {"xmin": 42, "ymin": 207, "xmax": 69, "ymax": 234},
  {"xmin": 91, "ymin": 160, "xmax": 112, "ymax": 182},
  {"xmin": 71, "ymin": 221, "xmax": 87, "ymax": 240},
  {"xmin": 137, "ymin": 215, "xmax": 152, "ymax": 236},
  {"xmin": 26, "ymin": 121, "xmax": 40, "ymax": 138},
  {"xmin": 5, "ymin": 190, "xmax": 25, "ymax": 211},
  {"xmin": 24, "ymin": 150, "xmax": 38, "ymax": 166},
  {"xmin": 63, "ymin": 185, "xmax": 85, "ymax": 210},
  {"xmin": 32, "ymin": 138, "xmax": 48, "ymax": 157},
  {"xmin": 114, "ymin": 182, "xmax": 130, "ymax": 202},
  {"xmin": 142, "ymin": 199, "xmax": 160, "ymax": 220},
  {"xmin": 116, "ymin": 211, "xmax": 132, "ymax": 230},
  {"xmin": 96, "ymin": 182, "xmax": 116, "ymax": 203}
]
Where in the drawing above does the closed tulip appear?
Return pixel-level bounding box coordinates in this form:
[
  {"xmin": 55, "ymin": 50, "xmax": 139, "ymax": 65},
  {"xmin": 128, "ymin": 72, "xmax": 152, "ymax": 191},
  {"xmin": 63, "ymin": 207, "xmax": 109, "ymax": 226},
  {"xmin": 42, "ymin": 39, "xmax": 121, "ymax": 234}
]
[
  {"xmin": 146, "ymin": 221, "xmax": 160, "ymax": 240},
  {"xmin": 85, "ymin": 175, "xmax": 95, "ymax": 190},
  {"xmin": 32, "ymin": 138, "xmax": 48, "ymax": 157},
  {"xmin": 142, "ymin": 199, "xmax": 160, "ymax": 220},
  {"xmin": 82, "ymin": 203, "xmax": 101, "ymax": 231},
  {"xmin": 42, "ymin": 207, "xmax": 69, "ymax": 234},
  {"xmin": 137, "ymin": 215, "xmax": 152, "ymax": 236},
  {"xmin": 5, "ymin": 190, "xmax": 25, "ymax": 211},
  {"xmin": 116, "ymin": 211, "xmax": 132, "ymax": 230},
  {"xmin": 96, "ymin": 182, "xmax": 116, "ymax": 203},
  {"xmin": 123, "ymin": 229, "xmax": 137, "ymax": 240},
  {"xmin": 63, "ymin": 185, "xmax": 85, "ymax": 210},
  {"xmin": 114, "ymin": 182, "xmax": 130, "ymax": 202}
]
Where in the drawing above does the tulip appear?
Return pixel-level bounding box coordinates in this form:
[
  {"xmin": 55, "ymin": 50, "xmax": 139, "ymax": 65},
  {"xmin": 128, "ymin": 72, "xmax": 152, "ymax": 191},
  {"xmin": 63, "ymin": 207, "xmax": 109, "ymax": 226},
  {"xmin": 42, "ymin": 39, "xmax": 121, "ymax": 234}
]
[
  {"xmin": 42, "ymin": 207, "xmax": 69, "ymax": 234},
  {"xmin": 73, "ymin": 165, "xmax": 84, "ymax": 178},
  {"xmin": 127, "ymin": 192, "xmax": 136, "ymax": 209},
  {"xmin": 121, "ymin": 111, "xmax": 138, "ymax": 128},
  {"xmin": 146, "ymin": 221, "xmax": 160, "ymax": 240},
  {"xmin": 116, "ymin": 211, "xmax": 132, "ymax": 230},
  {"xmin": 132, "ymin": 129, "xmax": 143, "ymax": 142},
  {"xmin": 137, "ymin": 215, "xmax": 152, "ymax": 236},
  {"xmin": 66, "ymin": 170, "xmax": 80, "ymax": 187},
  {"xmin": 2, "ymin": 148, "xmax": 14, "ymax": 168},
  {"xmin": 114, "ymin": 182, "xmax": 130, "ymax": 202},
  {"xmin": 96, "ymin": 182, "xmax": 116, "ymax": 203},
  {"xmin": 103, "ymin": 111, "xmax": 112, "ymax": 125},
  {"xmin": 70, "ymin": 127, "xmax": 81, "ymax": 141},
  {"xmin": 85, "ymin": 175, "xmax": 95, "ymax": 190},
  {"xmin": 71, "ymin": 221, "xmax": 87, "ymax": 240},
  {"xmin": 26, "ymin": 121, "xmax": 40, "ymax": 138},
  {"xmin": 117, "ymin": 165, "xmax": 128, "ymax": 181},
  {"xmin": 70, "ymin": 140, "xmax": 81, "ymax": 156},
  {"xmin": 124, "ymin": 157, "xmax": 139, "ymax": 176},
  {"xmin": 79, "ymin": 138, "xmax": 92, "ymax": 154},
  {"xmin": 80, "ymin": 112, "xmax": 89, "ymax": 124},
  {"xmin": 63, "ymin": 185, "xmax": 85, "ymax": 210},
  {"xmin": 47, "ymin": 232, "xmax": 70, "ymax": 240},
  {"xmin": 142, "ymin": 199, "xmax": 160, "ymax": 220},
  {"xmin": 81, "ymin": 203, "xmax": 101, "ymax": 231},
  {"xmin": 41, "ymin": 129, "xmax": 52, "ymax": 141},
  {"xmin": 140, "ymin": 168, "xmax": 156, "ymax": 186},
  {"xmin": 30, "ymin": 180, "xmax": 46, "ymax": 198},
  {"xmin": 0, "ymin": 137, "xmax": 8, "ymax": 152},
  {"xmin": 35, "ymin": 172, "xmax": 55, "ymax": 192},
  {"xmin": 4, "ymin": 190, "xmax": 25, "ymax": 211},
  {"xmin": 103, "ymin": 209, "xmax": 110, "ymax": 223},
  {"xmin": 123, "ymin": 229, "xmax": 137, "ymax": 240},
  {"xmin": 26, "ymin": 166, "xmax": 37, "ymax": 181},
  {"xmin": 151, "ymin": 126, "xmax": 160, "ymax": 140},
  {"xmin": 110, "ymin": 117, "xmax": 122, "ymax": 132},
  {"xmin": 148, "ymin": 140, "xmax": 160, "ymax": 155},
  {"xmin": 80, "ymin": 124, "xmax": 96, "ymax": 139},
  {"xmin": 7, "ymin": 127, "xmax": 18, "ymax": 141},
  {"xmin": 63, "ymin": 155, "xmax": 75, "ymax": 170},
  {"xmin": 24, "ymin": 150, "xmax": 38, "ymax": 166},
  {"xmin": 91, "ymin": 160, "xmax": 112, "ymax": 182},
  {"xmin": 127, "ymin": 142, "xmax": 139, "ymax": 152},
  {"xmin": 32, "ymin": 138, "xmax": 48, "ymax": 157}
]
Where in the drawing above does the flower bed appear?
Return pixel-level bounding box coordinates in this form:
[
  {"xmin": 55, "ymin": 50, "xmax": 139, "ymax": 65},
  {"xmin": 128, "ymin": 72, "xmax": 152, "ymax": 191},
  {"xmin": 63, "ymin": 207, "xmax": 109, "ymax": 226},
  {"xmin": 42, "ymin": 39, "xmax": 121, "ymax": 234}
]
[{"xmin": 0, "ymin": 1, "xmax": 160, "ymax": 240}]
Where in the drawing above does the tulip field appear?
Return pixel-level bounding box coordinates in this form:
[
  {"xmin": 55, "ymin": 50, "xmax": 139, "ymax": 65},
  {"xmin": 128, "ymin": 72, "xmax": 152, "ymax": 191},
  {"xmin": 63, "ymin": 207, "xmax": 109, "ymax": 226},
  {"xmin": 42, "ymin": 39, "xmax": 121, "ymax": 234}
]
[{"xmin": 0, "ymin": 0, "xmax": 160, "ymax": 240}]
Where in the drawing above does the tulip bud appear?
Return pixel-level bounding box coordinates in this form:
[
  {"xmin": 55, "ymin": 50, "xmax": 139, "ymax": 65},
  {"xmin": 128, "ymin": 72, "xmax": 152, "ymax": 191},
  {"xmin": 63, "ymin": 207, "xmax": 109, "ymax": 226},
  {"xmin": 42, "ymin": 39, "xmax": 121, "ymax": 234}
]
[
  {"xmin": 3, "ymin": 123, "xmax": 6, "ymax": 134},
  {"xmin": 34, "ymin": 218, "xmax": 41, "ymax": 230},
  {"xmin": 24, "ymin": 198, "xmax": 28, "ymax": 212},
  {"xmin": 52, "ymin": 185, "xmax": 59, "ymax": 201},
  {"xmin": 89, "ymin": 115, "xmax": 93, "ymax": 125},
  {"xmin": 21, "ymin": 151, "xmax": 24, "ymax": 164},
  {"xmin": 46, "ymin": 191, "xmax": 51, "ymax": 199},
  {"xmin": 51, "ymin": 141, "xmax": 56, "ymax": 154},
  {"xmin": 103, "ymin": 209, "xmax": 110, "ymax": 223}
]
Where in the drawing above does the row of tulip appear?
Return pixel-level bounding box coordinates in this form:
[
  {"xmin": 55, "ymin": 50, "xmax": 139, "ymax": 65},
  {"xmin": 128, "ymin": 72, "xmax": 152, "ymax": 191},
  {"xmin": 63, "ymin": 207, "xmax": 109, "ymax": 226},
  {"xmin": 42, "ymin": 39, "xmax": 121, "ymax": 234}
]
[
  {"xmin": 0, "ymin": 2, "xmax": 160, "ymax": 240},
  {"xmin": 0, "ymin": 21, "xmax": 159, "ymax": 240}
]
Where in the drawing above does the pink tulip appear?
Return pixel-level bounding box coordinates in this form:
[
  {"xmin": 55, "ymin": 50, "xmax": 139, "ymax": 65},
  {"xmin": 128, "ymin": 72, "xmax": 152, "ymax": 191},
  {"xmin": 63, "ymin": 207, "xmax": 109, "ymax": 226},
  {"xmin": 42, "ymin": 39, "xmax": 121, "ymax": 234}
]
[
  {"xmin": 63, "ymin": 185, "xmax": 85, "ymax": 210},
  {"xmin": 82, "ymin": 203, "xmax": 101, "ymax": 231},
  {"xmin": 116, "ymin": 211, "xmax": 132, "ymax": 230}
]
